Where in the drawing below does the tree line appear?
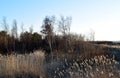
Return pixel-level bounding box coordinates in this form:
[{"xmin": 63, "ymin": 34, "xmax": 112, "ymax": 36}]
[{"xmin": 0, "ymin": 16, "xmax": 97, "ymax": 55}]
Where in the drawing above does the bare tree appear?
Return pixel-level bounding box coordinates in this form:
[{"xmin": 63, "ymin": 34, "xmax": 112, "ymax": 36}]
[
  {"xmin": 1, "ymin": 17, "xmax": 9, "ymax": 52},
  {"xmin": 2, "ymin": 17, "xmax": 9, "ymax": 33},
  {"xmin": 29, "ymin": 25, "xmax": 33, "ymax": 34},
  {"xmin": 68, "ymin": 33, "xmax": 85, "ymax": 41},
  {"xmin": 11, "ymin": 20, "xmax": 18, "ymax": 52},
  {"xmin": 58, "ymin": 16, "xmax": 72, "ymax": 52},
  {"xmin": 58, "ymin": 16, "xmax": 72, "ymax": 36},
  {"xmin": 21, "ymin": 23, "xmax": 24, "ymax": 34},
  {"xmin": 11, "ymin": 20, "xmax": 18, "ymax": 38},
  {"xmin": 20, "ymin": 23, "xmax": 25, "ymax": 52},
  {"xmin": 86, "ymin": 29, "xmax": 95, "ymax": 41},
  {"xmin": 41, "ymin": 16, "xmax": 55, "ymax": 61},
  {"xmin": 90, "ymin": 29, "xmax": 95, "ymax": 41}
]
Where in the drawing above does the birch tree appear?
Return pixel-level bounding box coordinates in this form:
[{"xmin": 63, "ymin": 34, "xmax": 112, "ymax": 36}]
[{"xmin": 41, "ymin": 16, "xmax": 55, "ymax": 61}]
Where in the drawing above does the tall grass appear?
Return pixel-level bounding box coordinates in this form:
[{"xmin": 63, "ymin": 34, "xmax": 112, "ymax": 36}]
[
  {"xmin": 0, "ymin": 51, "xmax": 45, "ymax": 78},
  {"xmin": 44, "ymin": 54, "xmax": 120, "ymax": 78},
  {"xmin": 0, "ymin": 49, "xmax": 119, "ymax": 78}
]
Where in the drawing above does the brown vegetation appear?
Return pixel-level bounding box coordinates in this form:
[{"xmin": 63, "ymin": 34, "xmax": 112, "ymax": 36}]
[
  {"xmin": 0, "ymin": 16, "xmax": 118, "ymax": 78},
  {"xmin": 0, "ymin": 51, "xmax": 45, "ymax": 78}
]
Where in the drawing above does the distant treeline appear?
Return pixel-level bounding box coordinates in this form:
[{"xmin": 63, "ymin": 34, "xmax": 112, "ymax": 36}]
[
  {"xmin": 0, "ymin": 16, "xmax": 101, "ymax": 56},
  {"xmin": 90, "ymin": 41, "xmax": 120, "ymax": 45}
]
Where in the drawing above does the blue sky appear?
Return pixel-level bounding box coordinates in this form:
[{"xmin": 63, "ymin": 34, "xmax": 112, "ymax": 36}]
[{"xmin": 0, "ymin": 0, "xmax": 120, "ymax": 41}]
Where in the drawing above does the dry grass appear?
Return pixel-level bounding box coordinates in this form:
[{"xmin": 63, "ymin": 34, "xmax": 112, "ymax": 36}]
[
  {"xmin": 0, "ymin": 49, "xmax": 119, "ymax": 78},
  {"xmin": 0, "ymin": 51, "xmax": 46, "ymax": 78},
  {"xmin": 61, "ymin": 55, "xmax": 120, "ymax": 78}
]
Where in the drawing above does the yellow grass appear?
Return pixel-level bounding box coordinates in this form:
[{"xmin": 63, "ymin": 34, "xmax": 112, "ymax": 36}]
[{"xmin": 0, "ymin": 51, "xmax": 46, "ymax": 78}]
